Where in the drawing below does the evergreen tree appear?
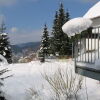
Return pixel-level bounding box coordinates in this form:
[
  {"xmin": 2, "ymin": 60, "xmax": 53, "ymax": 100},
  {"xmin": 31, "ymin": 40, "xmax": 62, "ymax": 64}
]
[
  {"xmin": 65, "ymin": 10, "xmax": 70, "ymax": 22},
  {"xmin": 0, "ymin": 22, "xmax": 12, "ymax": 63},
  {"xmin": 51, "ymin": 3, "xmax": 71, "ymax": 56},
  {"xmin": 51, "ymin": 11, "xmax": 59, "ymax": 54},
  {"xmin": 52, "ymin": 11, "xmax": 59, "ymax": 37},
  {"xmin": 42, "ymin": 24, "xmax": 49, "ymax": 56},
  {"xmin": 39, "ymin": 24, "xmax": 49, "ymax": 62}
]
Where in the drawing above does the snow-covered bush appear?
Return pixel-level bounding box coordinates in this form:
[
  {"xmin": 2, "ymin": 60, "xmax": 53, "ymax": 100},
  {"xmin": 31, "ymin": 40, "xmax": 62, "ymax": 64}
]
[
  {"xmin": 25, "ymin": 86, "xmax": 53, "ymax": 100},
  {"xmin": 0, "ymin": 54, "xmax": 8, "ymax": 66},
  {"xmin": 25, "ymin": 88, "xmax": 41, "ymax": 100},
  {"xmin": 0, "ymin": 68, "xmax": 10, "ymax": 100},
  {"xmin": 25, "ymin": 61, "xmax": 83, "ymax": 100},
  {"xmin": 43, "ymin": 68, "xmax": 83, "ymax": 100},
  {"xmin": 26, "ymin": 67, "xmax": 83, "ymax": 100}
]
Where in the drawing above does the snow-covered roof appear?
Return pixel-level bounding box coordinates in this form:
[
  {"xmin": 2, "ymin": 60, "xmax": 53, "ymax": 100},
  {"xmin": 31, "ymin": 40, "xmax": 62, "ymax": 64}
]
[
  {"xmin": 84, "ymin": 1, "xmax": 100, "ymax": 19},
  {"xmin": 62, "ymin": 17, "xmax": 92, "ymax": 36},
  {"xmin": 2, "ymin": 33, "xmax": 7, "ymax": 35}
]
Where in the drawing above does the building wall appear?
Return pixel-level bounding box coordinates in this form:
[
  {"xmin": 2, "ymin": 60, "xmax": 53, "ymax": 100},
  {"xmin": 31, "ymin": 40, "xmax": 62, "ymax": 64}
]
[{"xmin": 92, "ymin": 17, "xmax": 100, "ymax": 27}]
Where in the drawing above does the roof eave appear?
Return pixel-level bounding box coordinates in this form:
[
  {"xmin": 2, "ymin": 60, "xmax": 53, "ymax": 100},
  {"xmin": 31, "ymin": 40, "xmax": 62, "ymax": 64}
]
[{"xmin": 91, "ymin": 16, "xmax": 100, "ymax": 20}]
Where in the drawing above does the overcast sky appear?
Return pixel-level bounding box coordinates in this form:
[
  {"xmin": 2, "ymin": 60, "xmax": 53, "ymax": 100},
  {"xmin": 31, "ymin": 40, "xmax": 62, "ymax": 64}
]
[{"xmin": 0, "ymin": 0, "xmax": 99, "ymax": 44}]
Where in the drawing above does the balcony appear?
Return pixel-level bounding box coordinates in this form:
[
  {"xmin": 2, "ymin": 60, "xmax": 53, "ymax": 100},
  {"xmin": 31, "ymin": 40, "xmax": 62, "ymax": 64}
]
[{"xmin": 75, "ymin": 27, "xmax": 100, "ymax": 80}]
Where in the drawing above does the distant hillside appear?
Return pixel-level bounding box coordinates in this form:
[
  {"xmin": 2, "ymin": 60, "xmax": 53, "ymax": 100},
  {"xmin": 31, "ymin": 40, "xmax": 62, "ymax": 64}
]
[{"xmin": 11, "ymin": 42, "xmax": 41, "ymax": 53}]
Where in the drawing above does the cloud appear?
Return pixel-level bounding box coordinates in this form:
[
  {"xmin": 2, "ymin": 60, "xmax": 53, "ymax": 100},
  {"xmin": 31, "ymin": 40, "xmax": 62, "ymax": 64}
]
[
  {"xmin": 9, "ymin": 27, "xmax": 42, "ymax": 44},
  {"xmin": 10, "ymin": 27, "xmax": 18, "ymax": 33}
]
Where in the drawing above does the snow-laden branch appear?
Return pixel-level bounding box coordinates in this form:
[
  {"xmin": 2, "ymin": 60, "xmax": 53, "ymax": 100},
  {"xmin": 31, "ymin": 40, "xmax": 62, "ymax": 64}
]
[{"xmin": 0, "ymin": 54, "xmax": 8, "ymax": 65}]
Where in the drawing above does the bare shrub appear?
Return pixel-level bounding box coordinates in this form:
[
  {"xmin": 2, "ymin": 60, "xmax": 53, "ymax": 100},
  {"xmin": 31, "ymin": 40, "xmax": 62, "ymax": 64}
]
[
  {"xmin": 26, "ymin": 64, "xmax": 83, "ymax": 100},
  {"xmin": 43, "ymin": 68, "xmax": 83, "ymax": 100},
  {"xmin": 25, "ymin": 88, "xmax": 41, "ymax": 100}
]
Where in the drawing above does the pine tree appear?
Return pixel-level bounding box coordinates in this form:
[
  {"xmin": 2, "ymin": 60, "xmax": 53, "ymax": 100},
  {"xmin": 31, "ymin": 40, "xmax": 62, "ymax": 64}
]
[
  {"xmin": 42, "ymin": 24, "xmax": 49, "ymax": 56},
  {"xmin": 0, "ymin": 22, "xmax": 12, "ymax": 64},
  {"xmin": 52, "ymin": 11, "xmax": 59, "ymax": 37},
  {"xmin": 39, "ymin": 24, "xmax": 49, "ymax": 62},
  {"xmin": 65, "ymin": 10, "xmax": 70, "ymax": 22},
  {"xmin": 51, "ymin": 3, "xmax": 71, "ymax": 56},
  {"xmin": 51, "ymin": 11, "xmax": 59, "ymax": 54}
]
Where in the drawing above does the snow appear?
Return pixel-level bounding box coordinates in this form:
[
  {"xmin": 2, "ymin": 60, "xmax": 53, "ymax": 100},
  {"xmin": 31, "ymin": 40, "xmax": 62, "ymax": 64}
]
[
  {"xmin": 0, "ymin": 54, "xmax": 8, "ymax": 65},
  {"xmin": 92, "ymin": 28, "xmax": 100, "ymax": 33},
  {"xmin": 95, "ymin": 59, "xmax": 100, "ymax": 69},
  {"xmin": 5, "ymin": 47, "xmax": 8, "ymax": 51},
  {"xmin": 62, "ymin": 17, "xmax": 92, "ymax": 37},
  {"xmin": 2, "ymin": 33, "xmax": 8, "ymax": 36},
  {"xmin": 3, "ymin": 51, "xmax": 6, "ymax": 56},
  {"xmin": 0, "ymin": 60, "xmax": 100, "ymax": 100},
  {"xmin": 84, "ymin": 1, "xmax": 100, "ymax": 19}
]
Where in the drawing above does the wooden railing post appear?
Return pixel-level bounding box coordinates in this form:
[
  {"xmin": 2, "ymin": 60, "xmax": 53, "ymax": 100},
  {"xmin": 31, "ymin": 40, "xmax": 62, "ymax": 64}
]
[{"xmin": 98, "ymin": 28, "xmax": 100, "ymax": 59}]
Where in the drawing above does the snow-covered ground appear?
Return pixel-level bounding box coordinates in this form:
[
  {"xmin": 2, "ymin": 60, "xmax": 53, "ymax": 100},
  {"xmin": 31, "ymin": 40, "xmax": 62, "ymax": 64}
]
[{"xmin": 1, "ymin": 59, "xmax": 100, "ymax": 100}]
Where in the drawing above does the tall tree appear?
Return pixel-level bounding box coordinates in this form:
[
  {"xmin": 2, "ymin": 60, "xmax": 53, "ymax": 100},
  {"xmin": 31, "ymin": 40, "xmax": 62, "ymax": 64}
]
[
  {"xmin": 40, "ymin": 24, "xmax": 50, "ymax": 57},
  {"xmin": 52, "ymin": 11, "xmax": 59, "ymax": 37},
  {"xmin": 65, "ymin": 9, "xmax": 70, "ymax": 22},
  {"xmin": 51, "ymin": 11, "xmax": 59, "ymax": 54},
  {"xmin": 51, "ymin": 3, "xmax": 71, "ymax": 56},
  {"xmin": 0, "ymin": 22, "xmax": 12, "ymax": 63}
]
